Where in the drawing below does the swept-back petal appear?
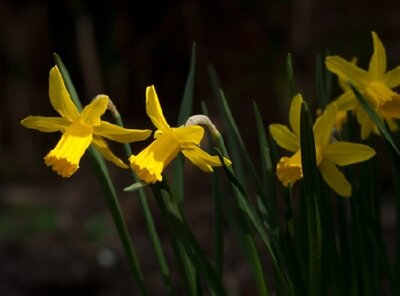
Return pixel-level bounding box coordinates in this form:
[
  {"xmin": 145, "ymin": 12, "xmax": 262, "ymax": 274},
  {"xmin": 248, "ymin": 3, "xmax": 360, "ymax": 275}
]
[
  {"xmin": 335, "ymin": 91, "xmax": 358, "ymax": 112},
  {"xmin": 326, "ymin": 56, "xmax": 369, "ymax": 87},
  {"xmin": 355, "ymin": 107, "xmax": 374, "ymax": 139},
  {"xmin": 93, "ymin": 121, "xmax": 151, "ymax": 143},
  {"xmin": 384, "ymin": 65, "xmax": 400, "ymax": 88},
  {"xmin": 173, "ymin": 125, "xmax": 204, "ymax": 147},
  {"xmin": 319, "ymin": 159, "xmax": 351, "ymax": 197},
  {"xmin": 369, "ymin": 31, "xmax": 387, "ymax": 79},
  {"xmin": 49, "ymin": 66, "xmax": 80, "ymax": 121},
  {"xmin": 146, "ymin": 85, "xmax": 170, "ymax": 131},
  {"xmin": 81, "ymin": 95, "xmax": 108, "ymax": 126},
  {"xmin": 313, "ymin": 103, "xmax": 336, "ymax": 146},
  {"xmin": 324, "ymin": 141, "xmax": 375, "ymax": 166},
  {"xmin": 21, "ymin": 116, "xmax": 70, "ymax": 132},
  {"xmin": 92, "ymin": 136, "xmax": 128, "ymax": 169},
  {"xmin": 269, "ymin": 124, "xmax": 299, "ymax": 152},
  {"xmin": 289, "ymin": 94, "xmax": 303, "ymax": 137},
  {"xmin": 182, "ymin": 146, "xmax": 231, "ymax": 172},
  {"xmin": 44, "ymin": 122, "xmax": 92, "ymax": 177}
]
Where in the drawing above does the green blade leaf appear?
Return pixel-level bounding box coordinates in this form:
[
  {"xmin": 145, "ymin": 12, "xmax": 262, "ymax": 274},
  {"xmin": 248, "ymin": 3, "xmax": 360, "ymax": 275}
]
[
  {"xmin": 172, "ymin": 42, "xmax": 197, "ymax": 203},
  {"xmin": 300, "ymin": 101, "xmax": 322, "ymax": 296}
]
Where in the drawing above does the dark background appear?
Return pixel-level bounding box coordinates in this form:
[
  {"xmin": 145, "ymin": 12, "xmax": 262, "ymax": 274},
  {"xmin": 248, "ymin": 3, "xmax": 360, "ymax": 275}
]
[{"xmin": 1, "ymin": 0, "xmax": 400, "ymax": 294}]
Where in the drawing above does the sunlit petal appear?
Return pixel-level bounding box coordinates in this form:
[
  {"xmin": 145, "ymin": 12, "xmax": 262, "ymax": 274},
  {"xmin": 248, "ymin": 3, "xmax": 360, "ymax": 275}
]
[
  {"xmin": 173, "ymin": 125, "xmax": 204, "ymax": 146},
  {"xmin": 93, "ymin": 121, "xmax": 151, "ymax": 143},
  {"xmin": 146, "ymin": 85, "xmax": 171, "ymax": 131},
  {"xmin": 369, "ymin": 31, "xmax": 387, "ymax": 79},
  {"xmin": 44, "ymin": 122, "xmax": 92, "ymax": 177},
  {"xmin": 21, "ymin": 116, "xmax": 70, "ymax": 132},
  {"xmin": 326, "ymin": 56, "xmax": 369, "ymax": 87},
  {"xmin": 319, "ymin": 159, "xmax": 351, "ymax": 197},
  {"xmin": 182, "ymin": 146, "xmax": 231, "ymax": 172},
  {"xmin": 49, "ymin": 66, "xmax": 80, "ymax": 121},
  {"xmin": 313, "ymin": 103, "xmax": 336, "ymax": 146},
  {"xmin": 92, "ymin": 136, "xmax": 128, "ymax": 169},
  {"xmin": 81, "ymin": 95, "xmax": 108, "ymax": 126},
  {"xmin": 383, "ymin": 65, "xmax": 400, "ymax": 88},
  {"xmin": 269, "ymin": 124, "xmax": 299, "ymax": 152},
  {"xmin": 356, "ymin": 106, "xmax": 375, "ymax": 140},
  {"xmin": 324, "ymin": 142, "xmax": 375, "ymax": 166},
  {"xmin": 289, "ymin": 94, "xmax": 303, "ymax": 137}
]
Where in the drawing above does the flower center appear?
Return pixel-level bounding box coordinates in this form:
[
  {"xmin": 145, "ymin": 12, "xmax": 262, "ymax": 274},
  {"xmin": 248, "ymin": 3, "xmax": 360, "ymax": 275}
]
[
  {"xmin": 364, "ymin": 81, "xmax": 400, "ymax": 118},
  {"xmin": 276, "ymin": 147, "xmax": 323, "ymax": 187}
]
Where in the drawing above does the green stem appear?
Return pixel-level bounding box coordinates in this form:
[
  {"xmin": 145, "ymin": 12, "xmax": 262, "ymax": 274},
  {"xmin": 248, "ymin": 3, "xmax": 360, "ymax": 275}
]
[
  {"xmin": 53, "ymin": 53, "xmax": 147, "ymax": 295},
  {"xmin": 89, "ymin": 148, "xmax": 148, "ymax": 295},
  {"xmin": 112, "ymin": 112, "xmax": 173, "ymax": 295}
]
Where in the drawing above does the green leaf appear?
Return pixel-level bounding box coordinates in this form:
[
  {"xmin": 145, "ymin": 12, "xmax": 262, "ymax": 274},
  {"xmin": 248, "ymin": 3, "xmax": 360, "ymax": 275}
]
[
  {"xmin": 300, "ymin": 101, "xmax": 322, "ymax": 296},
  {"xmin": 172, "ymin": 42, "xmax": 197, "ymax": 203},
  {"xmin": 286, "ymin": 53, "xmax": 297, "ymax": 98}
]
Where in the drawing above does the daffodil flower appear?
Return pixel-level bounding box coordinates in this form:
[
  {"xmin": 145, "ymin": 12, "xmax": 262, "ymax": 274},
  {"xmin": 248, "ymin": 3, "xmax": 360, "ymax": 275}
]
[
  {"xmin": 129, "ymin": 85, "xmax": 231, "ymax": 184},
  {"xmin": 21, "ymin": 66, "xmax": 152, "ymax": 177},
  {"xmin": 269, "ymin": 94, "xmax": 376, "ymax": 197},
  {"xmin": 326, "ymin": 31, "xmax": 400, "ymax": 139}
]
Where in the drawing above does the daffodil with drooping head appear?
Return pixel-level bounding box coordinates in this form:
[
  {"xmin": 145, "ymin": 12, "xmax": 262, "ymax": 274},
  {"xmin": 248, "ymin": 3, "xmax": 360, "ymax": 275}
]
[
  {"xmin": 326, "ymin": 31, "xmax": 400, "ymax": 139},
  {"xmin": 21, "ymin": 66, "xmax": 152, "ymax": 177},
  {"xmin": 269, "ymin": 94, "xmax": 376, "ymax": 197},
  {"xmin": 129, "ymin": 85, "xmax": 231, "ymax": 184}
]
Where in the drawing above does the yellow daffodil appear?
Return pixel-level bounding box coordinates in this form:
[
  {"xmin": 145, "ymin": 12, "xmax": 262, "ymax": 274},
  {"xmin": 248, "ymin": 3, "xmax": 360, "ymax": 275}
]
[
  {"xmin": 326, "ymin": 31, "xmax": 400, "ymax": 139},
  {"xmin": 269, "ymin": 94, "xmax": 376, "ymax": 197},
  {"xmin": 21, "ymin": 66, "xmax": 152, "ymax": 177},
  {"xmin": 129, "ymin": 85, "xmax": 231, "ymax": 184}
]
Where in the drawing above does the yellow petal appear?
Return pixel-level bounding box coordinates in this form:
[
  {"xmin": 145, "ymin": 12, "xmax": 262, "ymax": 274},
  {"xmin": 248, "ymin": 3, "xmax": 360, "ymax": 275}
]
[
  {"xmin": 21, "ymin": 116, "xmax": 70, "ymax": 132},
  {"xmin": 338, "ymin": 57, "xmax": 358, "ymax": 90},
  {"xmin": 383, "ymin": 65, "xmax": 400, "ymax": 88},
  {"xmin": 355, "ymin": 107, "xmax": 374, "ymax": 140},
  {"xmin": 319, "ymin": 159, "xmax": 351, "ymax": 197},
  {"xmin": 313, "ymin": 103, "xmax": 336, "ymax": 146},
  {"xmin": 146, "ymin": 85, "xmax": 171, "ymax": 131},
  {"xmin": 93, "ymin": 121, "xmax": 152, "ymax": 143},
  {"xmin": 324, "ymin": 141, "xmax": 375, "ymax": 166},
  {"xmin": 173, "ymin": 125, "xmax": 204, "ymax": 147},
  {"xmin": 49, "ymin": 66, "xmax": 80, "ymax": 121},
  {"xmin": 335, "ymin": 91, "xmax": 357, "ymax": 112},
  {"xmin": 369, "ymin": 31, "xmax": 387, "ymax": 79},
  {"xmin": 182, "ymin": 146, "xmax": 231, "ymax": 172},
  {"xmin": 81, "ymin": 95, "xmax": 108, "ymax": 126},
  {"xmin": 44, "ymin": 122, "xmax": 92, "ymax": 177},
  {"xmin": 269, "ymin": 124, "xmax": 299, "ymax": 152},
  {"xmin": 92, "ymin": 136, "xmax": 128, "ymax": 169},
  {"xmin": 129, "ymin": 132, "xmax": 180, "ymax": 183},
  {"xmin": 289, "ymin": 94, "xmax": 303, "ymax": 137},
  {"xmin": 326, "ymin": 56, "xmax": 369, "ymax": 87}
]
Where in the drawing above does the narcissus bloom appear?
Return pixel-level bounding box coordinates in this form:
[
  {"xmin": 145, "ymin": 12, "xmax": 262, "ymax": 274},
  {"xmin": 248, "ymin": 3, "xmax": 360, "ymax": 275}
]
[
  {"xmin": 326, "ymin": 31, "xmax": 400, "ymax": 139},
  {"xmin": 269, "ymin": 94, "xmax": 376, "ymax": 197},
  {"xmin": 21, "ymin": 66, "xmax": 152, "ymax": 177},
  {"xmin": 129, "ymin": 85, "xmax": 231, "ymax": 184}
]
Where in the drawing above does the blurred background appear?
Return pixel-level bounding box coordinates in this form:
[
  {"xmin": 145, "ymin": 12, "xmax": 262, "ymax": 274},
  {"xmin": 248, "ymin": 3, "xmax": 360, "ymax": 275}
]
[{"xmin": 1, "ymin": 0, "xmax": 400, "ymax": 294}]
